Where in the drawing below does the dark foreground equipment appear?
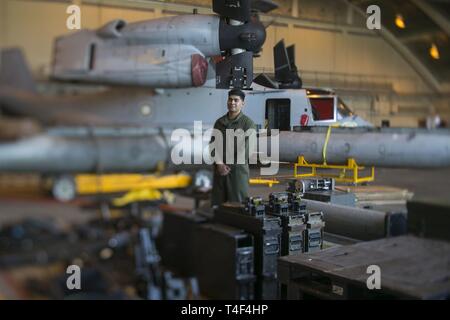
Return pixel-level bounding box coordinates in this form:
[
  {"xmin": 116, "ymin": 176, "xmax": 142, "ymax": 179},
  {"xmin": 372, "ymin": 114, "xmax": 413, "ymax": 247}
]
[
  {"xmin": 407, "ymin": 200, "xmax": 450, "ymax": 242},
  {"xmin": 267, "ymin": 192, "xmax": 307, "ymax": 256},
  {"xmin": 159, "ymin": 210, "xmax": 208, "ymax": 277},
  {"xmin": 194, "ymin": 223, "xmax": 255, "ymax": 300},
  {"xmin": 215, "ymin": 201, "xmax": 282, "ymax": 299},
  {"xmin": 278, "ymin": 235, "xmax": 450, "ymax": 300},
  {"xmin": 304, "ymin": 199, "xmax": 407, "ymax": 241}
]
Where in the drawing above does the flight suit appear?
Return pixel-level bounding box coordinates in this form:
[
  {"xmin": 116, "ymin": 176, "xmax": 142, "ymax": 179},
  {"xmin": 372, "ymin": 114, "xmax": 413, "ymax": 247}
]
[{"xmin": 211, "ymin": 112, "xmax": 256, "ymax": 207}]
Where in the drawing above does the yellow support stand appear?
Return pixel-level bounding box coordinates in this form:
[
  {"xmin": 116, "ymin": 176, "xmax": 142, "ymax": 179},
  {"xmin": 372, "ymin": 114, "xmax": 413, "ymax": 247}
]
[
  {"xmin": 249, "ymin": 178, "xmax": 280, "ymax": 187},
  {"xmin": 294, "ymin": 156, "xmax": 375, "ymax": 184},
  {"xmin": 112, "ymin": 189, "xmax": 175, "ymax": 207},
  {"xmin": 293, "ymin": 124, "xmax": 375, "ymax": 184},
  {"xmin": 73, "ymin": 173, "xmax": 190, "ymax": 206},
  {"xmin": 75, "ymin": 173, "xmax": 192, "ymax": 195}
]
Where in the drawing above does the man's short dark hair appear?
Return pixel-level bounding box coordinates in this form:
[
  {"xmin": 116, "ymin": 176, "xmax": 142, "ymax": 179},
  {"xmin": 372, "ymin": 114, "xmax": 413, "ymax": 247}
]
[{"xmin": 228, "ymin": 89, "xmax": 245, "ymax": 101}]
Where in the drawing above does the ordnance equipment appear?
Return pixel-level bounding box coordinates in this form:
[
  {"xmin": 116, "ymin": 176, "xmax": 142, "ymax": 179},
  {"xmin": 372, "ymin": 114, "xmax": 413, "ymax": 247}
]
[
  {"xmin": 304, "ymin": 211, "xmax": 325, "ymax": 252},
  {"xmin": 268, "ymin": 192, "xmax": 290, "ymax": 215},
  {"xmin": 194, "ymin": 223, "xmax": 255, "ymax": 300},
  {"xmin": 287, "ymin": 191, "xmax": 307, "ymax": 214},
  {"xmin": 215, "ymin": 203, "xmax": 281, "ymax": 277}
]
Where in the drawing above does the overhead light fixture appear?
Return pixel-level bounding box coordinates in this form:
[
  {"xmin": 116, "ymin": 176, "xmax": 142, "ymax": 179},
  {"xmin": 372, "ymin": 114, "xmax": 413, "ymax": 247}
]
[
  {"xmin": 395, "ymin": 14, "xmax": 406, "ymax": 29},
  {"xmin": 430, "ymin": 43, "xmax": 440, "ymax": 60}
]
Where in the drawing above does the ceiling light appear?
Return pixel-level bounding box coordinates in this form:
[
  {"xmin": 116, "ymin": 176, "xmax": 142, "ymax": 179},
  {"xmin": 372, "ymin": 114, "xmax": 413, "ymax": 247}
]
[
  {"xmin": 430, "ymin": 43, "xmax": 440, "ymax": 60},
  {"xmin": 395, "ymin": 14, "xmax": 406, "ymax": 29}
]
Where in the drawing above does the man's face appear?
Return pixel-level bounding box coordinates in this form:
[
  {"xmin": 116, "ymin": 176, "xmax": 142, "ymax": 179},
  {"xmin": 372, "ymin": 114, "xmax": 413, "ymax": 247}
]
[{"xmin": 227, "ymin": 95, "xmax": 244, "ymax": 114}]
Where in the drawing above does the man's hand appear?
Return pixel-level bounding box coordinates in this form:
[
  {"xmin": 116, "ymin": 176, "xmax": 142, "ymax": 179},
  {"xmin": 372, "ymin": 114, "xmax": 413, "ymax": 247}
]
[{"xmin": 216, "ymin": 163, "xmax": 231, "ymax": 176}]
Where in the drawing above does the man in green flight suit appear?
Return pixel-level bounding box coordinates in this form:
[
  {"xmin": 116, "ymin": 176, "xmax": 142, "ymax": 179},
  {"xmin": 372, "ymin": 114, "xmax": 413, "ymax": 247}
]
[{"xmin": 211, "ymin": 89, "xmax": 256, "ymax": 207}]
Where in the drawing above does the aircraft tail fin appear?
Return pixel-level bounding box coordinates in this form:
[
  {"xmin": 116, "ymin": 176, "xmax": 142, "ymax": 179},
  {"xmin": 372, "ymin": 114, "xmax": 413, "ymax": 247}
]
[
  {"xmin": 273, "ymin": 40, "xmax": 302, "ymax": 89},
  {"xmin": 0, "ymin": 48, "xmax": 36, "ymax": 93}
]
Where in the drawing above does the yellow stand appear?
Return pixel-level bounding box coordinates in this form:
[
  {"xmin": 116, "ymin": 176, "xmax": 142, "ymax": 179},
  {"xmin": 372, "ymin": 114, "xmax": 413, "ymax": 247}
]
[
  {"xmin": 75, "ymin": 173, "xmax": 191, "ymax": 194},
  {"xmin": 112, "ymin": 189, "xmax": 175, "ymax": 207},
  {"xmin": 292, "ymin": 125, "xmax": 375, "ymax": 185},
  {"xmin": 294, "ymin": 156, "xmax": 375, "ymax": 184},
  {"xmin": 73, "ymin": 173, "xmax": 191, "ymax": 206},
  {"xmin": 249, "ymin": 178, "xmax": 280, "ymax": 187}
]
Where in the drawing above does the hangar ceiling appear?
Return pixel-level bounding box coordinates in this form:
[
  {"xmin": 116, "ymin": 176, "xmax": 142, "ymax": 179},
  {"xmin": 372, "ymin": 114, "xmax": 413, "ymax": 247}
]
[
  {"xmin": 3, "ymin": 0, "xmax": 448, "ymax": 93},
  {"xmin": 158, "ymin": 0, "xmax": 449, "ymax": 92},
  {"xmin": 347, "ymin": 0, "xmax": 449, "ymax": 92}
]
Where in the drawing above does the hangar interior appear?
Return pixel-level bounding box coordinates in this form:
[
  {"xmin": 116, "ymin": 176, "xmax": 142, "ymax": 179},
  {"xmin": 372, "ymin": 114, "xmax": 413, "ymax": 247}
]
[
  {"xmin": 0, "ymin": 0, "xmax": 449, "ymax": 300},
  {"xmin": 2, "ymin": 0, "xmax": 449, "ymax": 126}
]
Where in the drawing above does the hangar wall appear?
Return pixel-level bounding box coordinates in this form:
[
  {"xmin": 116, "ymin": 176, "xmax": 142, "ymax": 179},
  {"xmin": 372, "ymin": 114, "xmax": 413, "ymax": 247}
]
[{"xmin": 1, "ymin": 0, "xmax": 448, "ymax": 127}]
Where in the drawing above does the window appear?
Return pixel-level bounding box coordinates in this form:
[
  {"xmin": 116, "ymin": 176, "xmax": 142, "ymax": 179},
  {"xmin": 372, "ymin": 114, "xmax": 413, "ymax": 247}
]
[
  {"xmin": 337, "ymin": 98, "xmax": 353, "ymax": 118},
  {"xmin": 309, "ymin": 97, "xmax": 335, "ymax": 121},
  {"xmin": 265, "ymin": 99, "xmax": 291, "ymax": 131}
]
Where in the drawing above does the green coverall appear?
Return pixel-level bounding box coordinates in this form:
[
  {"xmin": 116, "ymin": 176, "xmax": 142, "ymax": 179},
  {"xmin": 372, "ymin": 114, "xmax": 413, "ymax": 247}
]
[{"xmin": 211, "ymin": 112, "xmax": 256, "ymax": 206}]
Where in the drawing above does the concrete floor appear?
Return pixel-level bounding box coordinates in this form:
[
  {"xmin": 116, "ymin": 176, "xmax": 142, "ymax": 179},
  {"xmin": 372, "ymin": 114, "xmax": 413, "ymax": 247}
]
[{"xmin": 370, "ymin": 167, "xmax": 450, "ymax": 202}]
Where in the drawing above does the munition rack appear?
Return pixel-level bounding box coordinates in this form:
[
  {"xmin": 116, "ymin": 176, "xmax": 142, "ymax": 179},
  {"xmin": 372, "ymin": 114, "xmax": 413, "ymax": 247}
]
[
  {"xmin": 294, "ymin": 156, "xmax": 375, "ymax": 185},
  {"xmin": 294, "ymin": 125, "xmax": 375, "ymax": 185}
]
